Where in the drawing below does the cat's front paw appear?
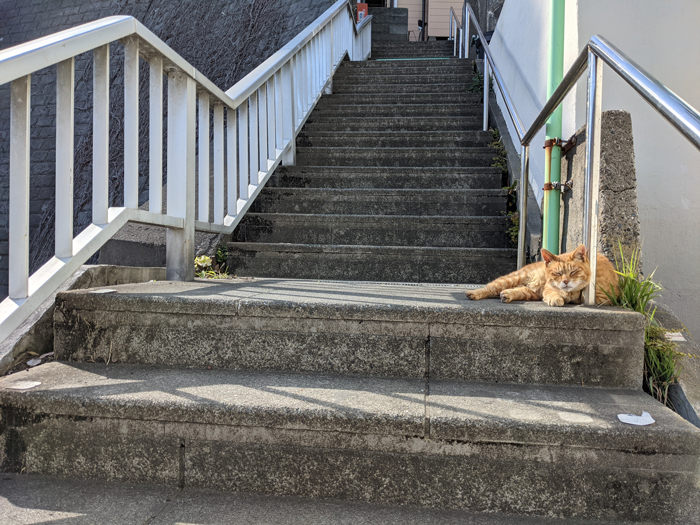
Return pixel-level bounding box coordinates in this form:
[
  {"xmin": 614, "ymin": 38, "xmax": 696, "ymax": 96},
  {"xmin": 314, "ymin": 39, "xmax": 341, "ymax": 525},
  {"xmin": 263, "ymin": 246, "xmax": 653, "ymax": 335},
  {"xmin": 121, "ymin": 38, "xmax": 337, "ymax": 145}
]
[
  {"xmin": 466, "ymin": 288, "xmax": 486, "ymax": 300},
  {"xmin": 500, "ymin": 290, "xmax": 514, "ymax": 303},
  {"xmin": 544, "ymin": 295, "xmax": 565, "ymax": 307}
]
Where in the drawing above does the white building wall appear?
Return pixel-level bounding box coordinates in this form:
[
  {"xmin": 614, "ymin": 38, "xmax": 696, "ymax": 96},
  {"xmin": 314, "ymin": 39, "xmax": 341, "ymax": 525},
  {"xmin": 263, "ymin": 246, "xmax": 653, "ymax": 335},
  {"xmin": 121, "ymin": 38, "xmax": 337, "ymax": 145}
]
[{"xmin": 490, "ymin": 0, "xmax": 700, "ymax": 337}]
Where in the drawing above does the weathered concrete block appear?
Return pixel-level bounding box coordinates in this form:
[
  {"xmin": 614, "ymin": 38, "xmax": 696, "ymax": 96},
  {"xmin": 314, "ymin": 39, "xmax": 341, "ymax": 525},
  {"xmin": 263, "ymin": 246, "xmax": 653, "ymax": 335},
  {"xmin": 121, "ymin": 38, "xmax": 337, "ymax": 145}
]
[
  {"xmin": 54, "ymin": 279, "xmax": 642, "ymax": 387},
  {"xmin": 560, "ymin": 111, "xmax": 642, "ymax": 266}
]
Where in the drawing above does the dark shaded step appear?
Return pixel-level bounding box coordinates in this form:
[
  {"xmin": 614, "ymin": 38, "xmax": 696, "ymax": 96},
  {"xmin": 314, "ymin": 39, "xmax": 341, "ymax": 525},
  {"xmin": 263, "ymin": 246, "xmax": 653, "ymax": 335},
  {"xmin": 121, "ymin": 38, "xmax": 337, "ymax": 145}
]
[
  {"xmin": 266, "ymin": 166, "xmax": 504, "ymax": 190},
  {"xmin": 302, "ymin": 117, "xmax": 483, "ymax": 132},
  {"xmin": 232, "ymin": 213, "xmax": 511, "ymax": 248},
  {"xmin": 342, "ymin": 57, "xmax": 468, "ymax": 68},
  {"xmin": 250, "ymin": 188, "xmax": 508, "ymax": 216},
  {"xmin": 334, "ymin": 74, "xmax": 471, "ymax": 85},
  {"xmin": 295, "ymin": 146, "xmax": 495, "ymax": 167},
  {"xmin": 228, "ymin": 243, "xmax": 514, "ymax": 284},
  {"xmin": 333, "ymin": 83, "xmax": 470, "ymax": 94},
  {"xmin": 310, "ymin": 103, "xmax": 480, "ymax": 118},
  {"xmin": 296, "ymin": 130, "xmax": 492, "ymax": 148},
  {"xmin": 335, "ymin": 65, "xmax": 474, "ymax": 77},
  {"xmin": 317, "ymin": 92, "xmax": 482, "ymax": 105},
  {"xmin": 370, "ymin": 52, "xmax": 456, "ymax": 59}
]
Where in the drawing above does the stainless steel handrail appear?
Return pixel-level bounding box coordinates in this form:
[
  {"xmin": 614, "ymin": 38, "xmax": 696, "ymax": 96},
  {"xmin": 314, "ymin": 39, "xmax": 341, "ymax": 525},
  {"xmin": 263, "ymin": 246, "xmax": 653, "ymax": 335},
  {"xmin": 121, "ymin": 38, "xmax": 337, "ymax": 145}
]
[
  {"xmin": 518, "ymin": 34, "xmax": 700, "ymax": 304},
  {"xmin": 454, "ymin": 3, "xmax": 529, "ymax": 269}
]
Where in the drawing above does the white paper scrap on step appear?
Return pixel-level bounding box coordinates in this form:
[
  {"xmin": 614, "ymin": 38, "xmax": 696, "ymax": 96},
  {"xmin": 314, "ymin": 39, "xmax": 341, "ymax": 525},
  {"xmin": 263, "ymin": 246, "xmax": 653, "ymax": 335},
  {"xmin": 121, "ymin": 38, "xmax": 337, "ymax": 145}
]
[
  {"xmin": 8, "ymin": 381, "xmax": 41, "ymax": 390},
  {"xmin": 617, "ymin": 411, "xmax": 655, "ymax": 426}
]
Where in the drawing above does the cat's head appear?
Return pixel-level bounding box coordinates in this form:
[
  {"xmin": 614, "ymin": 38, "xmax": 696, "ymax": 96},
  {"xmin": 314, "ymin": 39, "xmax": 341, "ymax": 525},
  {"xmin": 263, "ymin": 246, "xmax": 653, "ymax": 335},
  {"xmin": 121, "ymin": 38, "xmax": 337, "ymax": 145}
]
[{"xmin": 541, "ymin": 245, "xmax": 591, "ymax": 293}]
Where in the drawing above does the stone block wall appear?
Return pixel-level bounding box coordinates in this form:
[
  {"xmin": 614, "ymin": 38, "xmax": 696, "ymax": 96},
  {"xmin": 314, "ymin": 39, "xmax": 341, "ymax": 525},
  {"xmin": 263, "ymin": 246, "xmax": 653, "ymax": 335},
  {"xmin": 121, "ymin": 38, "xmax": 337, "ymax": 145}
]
[
  {"xmin": 0, "ymin": 0, "xmax": 334, "ymax": 299},
  {"xmin": 560, "ymin": 110, "xmax": 642, "ymax": 267},
  {"xmin": 369, "ymin": 7, "xmax": 409, "ymax": 43}
]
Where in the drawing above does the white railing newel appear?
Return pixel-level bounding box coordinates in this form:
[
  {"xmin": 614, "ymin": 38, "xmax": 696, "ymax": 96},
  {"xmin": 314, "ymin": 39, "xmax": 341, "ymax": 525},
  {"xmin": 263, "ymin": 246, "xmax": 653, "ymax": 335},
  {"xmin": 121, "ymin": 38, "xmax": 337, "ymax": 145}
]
[{"xmin": 165, "ymin": 72, "xmax": 196, "ymax": 281}]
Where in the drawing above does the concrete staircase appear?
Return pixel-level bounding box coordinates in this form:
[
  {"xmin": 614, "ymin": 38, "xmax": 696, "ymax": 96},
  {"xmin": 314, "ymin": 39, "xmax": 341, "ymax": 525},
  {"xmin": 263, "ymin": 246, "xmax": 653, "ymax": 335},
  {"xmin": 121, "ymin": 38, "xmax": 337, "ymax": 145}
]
[
  {"xmin": 1, "ymin": 42, "xmax": 699, "ymax": 523},
  {"xmin": 229, "ymin": 41, "xmax": 516, "ymax": 284}
]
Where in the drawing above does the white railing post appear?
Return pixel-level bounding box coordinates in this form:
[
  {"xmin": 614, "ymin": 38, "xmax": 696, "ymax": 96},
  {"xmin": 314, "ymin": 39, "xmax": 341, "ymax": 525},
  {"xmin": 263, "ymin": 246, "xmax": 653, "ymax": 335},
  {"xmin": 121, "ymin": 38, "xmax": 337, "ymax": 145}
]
[
  {"xmin": 149, "ymin": 56, "xmax": 163, "ymax": 214},
  {"xmin": 165, "ymin": 72, "xmax": 195, "ymax": 281},
  {"xmin": 213, "ymin": 104, "xmax": 225, "ymax": 225},
  {"xmin": 249, "ymin": 91, "xmax": 259, "ymax": 187},
  {"xmin": 238, "ymin": 101, "xmax": 249, "ymax": 201},
  {"xmin": 9, "ymin": 75, "xmax": 30, "ymax": 300},
  {"xmin": 93, "ymin": 45, "xmax": 109, "ymax": 225},
  {"xmin": 266, "ymin": 77, "xmax": 276, "ymax": 163},
  {"xmin": 282, "ymin": 59, "xmax": 296, "ymax": 165},
  {"xmin": 483, "ymin": 59, "xmax": 490, "ymax": 131},
  {"xmin": 226, "ymin": 107, "xmax": 238, "ymax": 216},
  {"xmin": 274, "ymin": 69, "xmax": 284, "ymax": 154},
  {"xmin": 325, "ymin": 21, "xmax": 333, "ymax": 95},
  {"xmin": 55, "ymin": 58, "xmax": 74, "ymax": 259},
  {"xmin": 583, "ymin": 50, "xmax": 603, "ymax": 306},
  {"xmin": 258, "ymin": 85, "xmax": 268, "ymax": 174},
  {"xmin": 123, "ymin": 36, "xmax": 139, "ymax": 209},
  {"xmin": 197, "ymin": 93, "xmax": 210, "ymax": 223}
]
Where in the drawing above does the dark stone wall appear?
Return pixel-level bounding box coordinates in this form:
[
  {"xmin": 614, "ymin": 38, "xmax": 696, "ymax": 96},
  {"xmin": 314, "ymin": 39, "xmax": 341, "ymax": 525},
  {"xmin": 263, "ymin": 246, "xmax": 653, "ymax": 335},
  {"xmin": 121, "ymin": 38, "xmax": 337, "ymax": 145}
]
[
  {"xmin": 0, "ymin": 0, "xmax": 334, "ymax": 298},
  {"xmin": 369, "ymin": 7, "xmax": 408, "ymax": 43}
]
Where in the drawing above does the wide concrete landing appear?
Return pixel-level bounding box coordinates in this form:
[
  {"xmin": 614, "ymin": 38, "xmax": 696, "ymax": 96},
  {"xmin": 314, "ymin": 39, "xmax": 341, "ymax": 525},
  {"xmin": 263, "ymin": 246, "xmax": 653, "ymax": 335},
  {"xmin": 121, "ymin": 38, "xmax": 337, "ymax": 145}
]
[
  {"xmin": 54, "ymin": 278, "xmax": 644, "ymax": 387},
  {"xmin": 0, "ymin": 473, "xmax": 615, "ymax": 525}
]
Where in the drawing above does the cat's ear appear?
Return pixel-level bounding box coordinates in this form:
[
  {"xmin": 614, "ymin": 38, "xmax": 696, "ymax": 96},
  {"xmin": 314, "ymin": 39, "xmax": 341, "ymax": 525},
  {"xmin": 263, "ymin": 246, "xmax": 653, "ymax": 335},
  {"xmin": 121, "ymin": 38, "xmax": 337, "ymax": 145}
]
[
  {"xmin": 541, "ymin": 249, "xmax": 558, "ymax": 265},
  {"xmin": 572, "ymin": 244, "xmax": 587, "ymax": 261}
]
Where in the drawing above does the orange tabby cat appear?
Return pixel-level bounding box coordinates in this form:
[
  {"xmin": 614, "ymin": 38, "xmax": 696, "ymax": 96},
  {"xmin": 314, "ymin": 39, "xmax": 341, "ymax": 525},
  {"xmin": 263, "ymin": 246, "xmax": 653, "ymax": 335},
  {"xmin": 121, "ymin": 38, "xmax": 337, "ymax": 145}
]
[{"xmin": 466, "ymin": 244, "xmax": 619, "ymax": 306}]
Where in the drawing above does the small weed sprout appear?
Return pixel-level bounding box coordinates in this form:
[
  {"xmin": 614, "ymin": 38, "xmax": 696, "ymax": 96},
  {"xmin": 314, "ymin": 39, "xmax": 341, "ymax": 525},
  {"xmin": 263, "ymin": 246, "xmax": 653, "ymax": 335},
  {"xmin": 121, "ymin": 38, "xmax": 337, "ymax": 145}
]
[{"xmin": 194, "ymin": 255, "xmax": 229, "ymax": 279}]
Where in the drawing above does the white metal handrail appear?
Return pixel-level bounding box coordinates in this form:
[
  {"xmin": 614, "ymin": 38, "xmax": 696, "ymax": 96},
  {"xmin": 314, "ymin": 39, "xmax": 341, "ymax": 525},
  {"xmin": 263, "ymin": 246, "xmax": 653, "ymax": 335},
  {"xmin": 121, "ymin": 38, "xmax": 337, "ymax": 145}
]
[{"xmin": 0, "ymin": 0, "xmax": 372, "ymax": 343}]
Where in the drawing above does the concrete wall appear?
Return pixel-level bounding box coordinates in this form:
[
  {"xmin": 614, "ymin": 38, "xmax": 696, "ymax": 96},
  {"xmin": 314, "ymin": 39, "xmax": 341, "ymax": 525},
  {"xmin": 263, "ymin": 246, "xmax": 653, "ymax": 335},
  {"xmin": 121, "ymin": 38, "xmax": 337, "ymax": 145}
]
[{"xmin": 490, "ymin": 0, "xmax": 700, "ymax": 337}]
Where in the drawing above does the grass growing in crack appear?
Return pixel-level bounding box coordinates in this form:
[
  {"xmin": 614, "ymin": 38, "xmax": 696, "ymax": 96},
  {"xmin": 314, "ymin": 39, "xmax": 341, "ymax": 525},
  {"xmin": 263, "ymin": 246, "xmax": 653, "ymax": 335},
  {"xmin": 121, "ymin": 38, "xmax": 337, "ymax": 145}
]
[
  {"xmin": 489, "ymin": 128, "xmax": 518, "ymax": 247},
  {"xmin": 603, "ymin": 242, "xmax": 696, "ymax": 407}
]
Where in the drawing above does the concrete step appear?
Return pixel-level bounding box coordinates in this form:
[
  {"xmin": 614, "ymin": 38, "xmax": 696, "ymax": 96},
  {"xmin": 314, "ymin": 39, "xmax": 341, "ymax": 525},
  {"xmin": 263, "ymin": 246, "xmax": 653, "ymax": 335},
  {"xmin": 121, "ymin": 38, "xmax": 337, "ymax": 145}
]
[
  {"xmin": 317, "ymin": 92, "xmax": 482, "ymax": 105},
  {"xmin": 302, "ymin": 117, "xmax": 483, "ymax": 132},
  {"xmin": 310, "ymin": 103, "xmax": 480, "ymax": 118},
  {"xmin": 51, "ymin": 279, "xmax": 640, "ymax": 386},
  {"xmin": 335, "ymin": 65, "xmax": 474, "ymax": 77},
  {"xmin": 372, "ymin": 41, "xmax": 456, "ymax": 50},
  {"xmin": 4, "ymin": 359, "xmax": 691, "ymax": 522},
  {"xmin": 342, "ymin": 57, "xmax": 467, "ymax": 68},
  {"xmin": 232, "ymin": 213, "xmax": 510, "ymax": 248},
  {"xmin": 332, "ymin": 82, "xmax": 471, "ymax": 94},
  {"xmin": 0, "ymin": 473, "xmax": 614, "ymax": 525},
  {"xmin": 334, "ymin": 74, "xmax": 471, "ymax": 85},
  {"xmin": 295, "ymin": 146, "xmax": 495, "ymax": 167},
  {"xmin": 266, "ymin": 166, "xmax": 504, "ymax": 190},
  {"xmin": 250, "ymin": 188, "xmax": 508, "ymax": 216},
  {"xmin": 297, "ymin": 130, "xmax": 492, "ymax": 149},
  {"xmin": 370, "ymin": 52, "xmax": 455, "ymax": 59},
  {"xmin": 229, "ymin": 244, "xmax": 515, "ymax": 284}
]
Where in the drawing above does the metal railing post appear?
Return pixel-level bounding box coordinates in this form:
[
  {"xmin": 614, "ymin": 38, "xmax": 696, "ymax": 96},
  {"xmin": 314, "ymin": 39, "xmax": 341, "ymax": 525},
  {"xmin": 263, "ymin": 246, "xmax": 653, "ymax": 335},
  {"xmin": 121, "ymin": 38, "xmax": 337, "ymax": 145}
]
[
  {"xmin": 55, "ymin": 58, "xmax": 74, "ymax": 259},
  {"xmin": 517, "ymin": 144, "xmax": 530, "ymax": 269},
  {"xmin": 583, "ymin": 49, "xmax": 603, "ymax": 305},
  {"xmin": 165, "ymin": 72, "xmax": 196, "ymax": 281},
  {"xmin": 281, "ymin": 58, "xmax": 296, "ymax": 165}
]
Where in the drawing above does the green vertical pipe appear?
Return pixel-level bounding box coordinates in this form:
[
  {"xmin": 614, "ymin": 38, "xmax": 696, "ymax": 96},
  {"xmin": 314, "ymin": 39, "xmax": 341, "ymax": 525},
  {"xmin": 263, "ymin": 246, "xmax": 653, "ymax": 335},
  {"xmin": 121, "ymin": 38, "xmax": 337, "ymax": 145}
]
[{"xmin": 542, "ymin": 0, "xmax": 565, "ymax": 254}]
